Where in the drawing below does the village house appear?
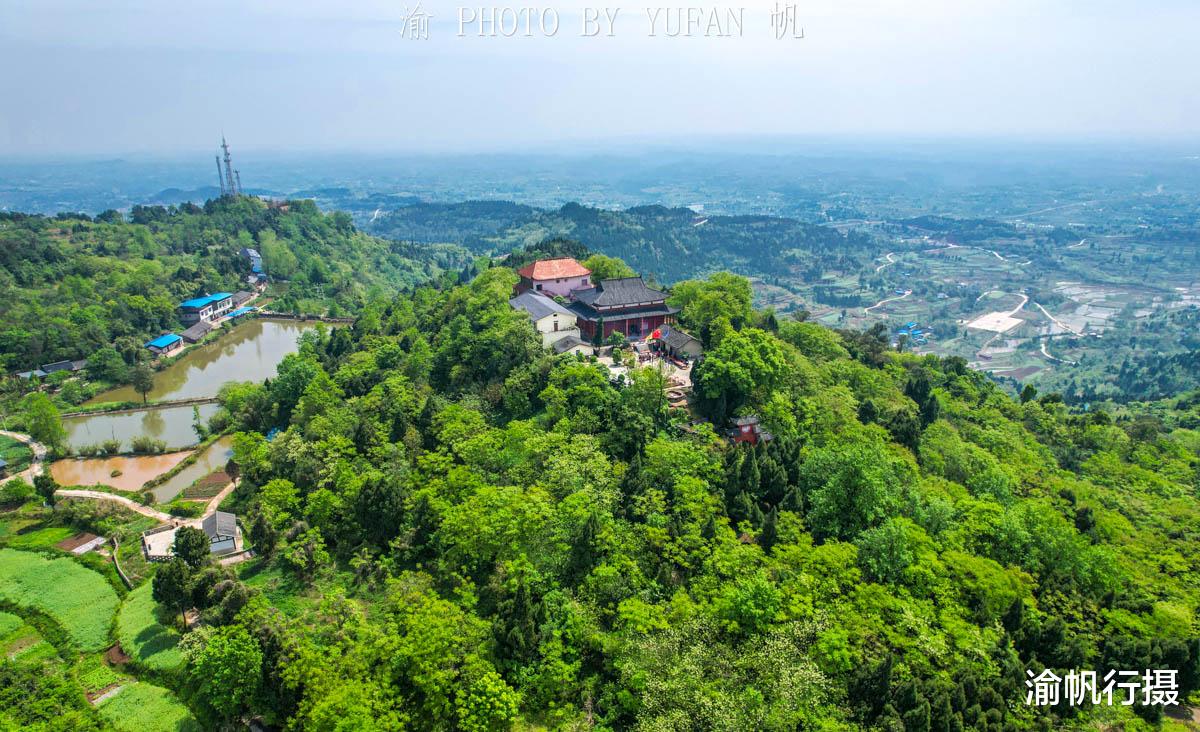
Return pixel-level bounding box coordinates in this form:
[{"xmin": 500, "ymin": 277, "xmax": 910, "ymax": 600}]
[
  {"xmin": 178, "ymin": 292, "xmax": 234, "ymax": 325},
  {"xmin": 516, "ymin": 258, "xmax": 592, "ymax": 298},
  {"xmin": 180, "ymin": 320, "xmax": 213, "ymax": 344},
  {"xmin": 509, "ymin": 291, "xmax": 583, "ymax": 347},
  {"xmin": 17, "ymin": 359, "xmax": 87, "ymax": 380},
  {"xmin": 568, "ymin": 277, "xmax": 680, "ymax": 342},
  {"xmin": 145, "ymin": 333, "xmax": 184, "ymax": 356},
  {"xmin": 142, "ymin": 510, "xmax": 242, "ymax": 561}
]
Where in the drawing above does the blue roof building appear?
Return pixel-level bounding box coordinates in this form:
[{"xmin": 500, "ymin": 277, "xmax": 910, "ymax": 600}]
[
  {"xmin": 146, "ymin": 333, "xmax": 183, "ymax": 354},
  {"xmin": 179, "ymin": 293, "xmax": 235, "ymax": 325}
]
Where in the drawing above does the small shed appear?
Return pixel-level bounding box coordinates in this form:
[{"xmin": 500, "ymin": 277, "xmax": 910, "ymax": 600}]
[
  {"xmin": 552, "ymin": 335, "xmax": 592, "ymax": 356},
  {"xmin": 145, "ymin": 333, "xmax": 183, "ymax": 356},
  {"xmin": 0, "ymin": 458, "xmax": 8, "ymax": 477},
  {"xmin": 657, "ymin": 328, "xmax": 703, "ymax": 360}
]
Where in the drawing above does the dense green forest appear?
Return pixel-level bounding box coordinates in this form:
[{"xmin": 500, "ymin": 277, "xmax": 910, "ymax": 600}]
[
  {"xmin": 0, "ymin": 198, "xmax": 469, "ymax": 372},
  {"xmin": 369, "ymin": 201, "xmax": 875, "ymax": 283},
  {"xmin": 69, "ymin": 263, "xmax": 1193, "ymax": 730}
]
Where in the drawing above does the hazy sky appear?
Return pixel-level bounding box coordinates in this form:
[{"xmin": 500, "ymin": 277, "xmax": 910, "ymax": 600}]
[{"xmin": 2, "ymin": 0, "xmax": 1198, "ymax": 155}]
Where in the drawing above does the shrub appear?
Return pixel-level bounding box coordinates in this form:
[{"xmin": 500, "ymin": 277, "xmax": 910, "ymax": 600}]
[{"xmin": 129, "ymin": 437, "xmax": 167, "ymax": 454}]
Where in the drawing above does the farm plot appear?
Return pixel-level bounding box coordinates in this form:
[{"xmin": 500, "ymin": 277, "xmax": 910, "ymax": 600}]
[
  {"xmin": 0, "ymin": 548, "xmax": 119, "ymax": 651},
  {"xmin": 116, "ymin": 583, "xmax": 185, "ymax": 673},
  {"xmin": 97, "ymin": 682, "xmax": 201, "ymax": 732},
  {"xmin": 0, "ymin": 610, "xmax": 57, "ymax": 663}
]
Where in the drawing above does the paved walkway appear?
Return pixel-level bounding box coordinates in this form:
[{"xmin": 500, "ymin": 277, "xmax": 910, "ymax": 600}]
[{"xmin": 0, "ymin": 429, "xmax": 46, "ymax": 481}]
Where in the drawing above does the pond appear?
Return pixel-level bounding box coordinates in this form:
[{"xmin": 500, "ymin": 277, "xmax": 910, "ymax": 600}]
[
  {"xmin": 63, "ymin": 404, "xmax": 219, "ymax": 453},
  {"xmin": 50, "ymin": 452, "xmax": 191, "ymax": 492},
  {"xmin": 150, "ymin": 435, "xmax": 235, "ymax": 503},
  {"xmin": 86, "ymin": 319, "xmax": 326, "ymax": 405}
]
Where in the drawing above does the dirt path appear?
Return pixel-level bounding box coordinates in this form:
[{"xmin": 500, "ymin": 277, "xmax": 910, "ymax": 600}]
[
  {"xmin": 0, "ymin": 429, "xmax": 46, "ymax": 481},
  {"xmin": 57, "ymin": 479, "xmax": 238, "ymax": 527},
  {"xmin": 201, "ymin": 481, "xmax": 238, "ymax": 517},
  {"xmin": 1007, "ymin": 293, "xmax": 1030, "ymax": 317},
  {"xmin": 1039, "ymin": 340, "xmax": 1077, "ymax": 365},
  {"xmin": 875, "ymin": 252, "xmax": 897, "ymax": 272},
  {"xmin": 865, "ymin": 290, "xmax": 911, "ymax": 314},
  {"xmin": 55, "ymin": 490, "xmax": 176, "ymax": 522}
]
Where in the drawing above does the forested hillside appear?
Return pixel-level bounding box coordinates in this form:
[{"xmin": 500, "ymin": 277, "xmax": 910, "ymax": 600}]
[
  {"xmin": 0, "ymin": 197, "xmax": 469, "ymax": 371},
  {"xmin": 368, "ymin": 201, "xmax": 875, "ymax": 283},
  {"xmin": 137, "ymin": 265, "xmax": 1200, "ymax": 730}
]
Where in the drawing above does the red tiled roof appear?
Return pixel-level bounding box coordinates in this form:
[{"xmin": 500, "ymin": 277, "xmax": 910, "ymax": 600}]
[{"xmin": 517, "ymin": 257, "xmax": 591, "ymax": 280}]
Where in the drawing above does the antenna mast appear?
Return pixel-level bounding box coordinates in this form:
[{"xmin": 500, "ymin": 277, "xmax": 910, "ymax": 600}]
[
  {"xmin": 221, "ymin": 135, "xmax": 237, "ymax": 197},
  {"xmin": 235, "ymin": 170, "xmax": 243, "ymax": 196},
  {"xmin": 215, "ymin": 155, "xmax": 226, "ymax": 196}
]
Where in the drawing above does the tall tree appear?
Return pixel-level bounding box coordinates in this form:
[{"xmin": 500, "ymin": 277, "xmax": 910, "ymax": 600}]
[{"xmin": 131, "ymin": 363, "xmax": 155, "ymax": 405}]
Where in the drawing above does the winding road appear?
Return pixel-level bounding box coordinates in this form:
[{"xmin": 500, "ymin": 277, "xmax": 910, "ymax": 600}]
[
  {"xmin": 865, "ymin": 289, "xmax": 912, "ymax": 313},
  {"xmin": 875, "ymin": 252, "xmax": 897, "ymax": 272},
  {"xmin": 56, "ymin": 479, "xmax": 238, "ymax": 528},
  {"xmin": 0, "ymin": 429, "xmax": 46, "ymax": 481}
]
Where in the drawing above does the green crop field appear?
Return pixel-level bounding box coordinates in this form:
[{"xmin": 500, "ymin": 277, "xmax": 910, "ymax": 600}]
[
  {"xmin": 97, "ymin": 682, "xmax": 201, "ymax": 732},
  {"xmin": 0, "ymin": 435, "xmax": 33, "ymax": 475},
  {"xmin": 3, "ymin": 525, "xmax": 74, "ymax": 550},
  {"xmin": 0, "ymin": 609, "xmax": 57, "ymax": 664},
  {"xmin": 0, "ymin": 548, "xmax": 118, "ymax": 652},
  {"xmin": 116, "ymin": 583, "xmax": 184, "ymax": 673}
]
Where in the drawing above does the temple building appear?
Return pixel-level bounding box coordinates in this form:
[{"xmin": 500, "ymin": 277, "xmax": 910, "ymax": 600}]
[
  {"xmin": 568, "ymin": 277, "xmax": 679, "ymax": 342},
  {"xmin": 515, "ymin": 258, "xmax": 592, "ymax": 298}
]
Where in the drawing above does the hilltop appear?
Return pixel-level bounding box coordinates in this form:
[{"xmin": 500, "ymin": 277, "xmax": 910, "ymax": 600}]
[{"xmin": 0, "ymin": 197, "xmax": 470, "ymax": 373}]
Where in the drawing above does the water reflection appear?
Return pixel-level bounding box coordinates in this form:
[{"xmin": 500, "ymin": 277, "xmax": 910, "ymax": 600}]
[
  {"xmin": 63, "ymin": 404, "xmax": 219, "ymax": 452},
  {"xmin": 50, "ymin": 452, "xmax": 191, "ymax": 492},
  {"xmin": 87, "ymin": 319, "xmax": 324, "ymax": 404},
  {"xmin": 151, "ymin": 436, "xmax": 235, "ymax": 503}
]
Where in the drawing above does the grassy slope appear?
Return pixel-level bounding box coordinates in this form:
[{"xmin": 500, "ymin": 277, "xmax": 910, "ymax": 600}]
[
  {"xmin": 0, "ymin": 548, "xmax": 118, "ymax": 651},
  {"xmin": 116, "ymin": 583, "xmax": 185, "ymax": 673}
]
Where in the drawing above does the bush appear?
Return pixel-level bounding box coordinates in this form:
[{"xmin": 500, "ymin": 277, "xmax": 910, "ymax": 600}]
[
  {"xmin": 129, "ymin": 437, "xmax": 167, "ymax": 454},
  {"xmin": 101, "ymin": 439, "xmax": 122, "ymax": 456},
  {"xmin": 0, "ymin": 478, "xmax": 35, "ymax": 505},
  {"xmin": 166, "ymin": 501, "xmax": 202, "ymax": 518}
]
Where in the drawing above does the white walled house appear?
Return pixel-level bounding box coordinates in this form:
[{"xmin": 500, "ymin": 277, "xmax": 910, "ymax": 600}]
[{"xmin": 509, "ymin": 291, "xmax": 583, "ymax": 347}]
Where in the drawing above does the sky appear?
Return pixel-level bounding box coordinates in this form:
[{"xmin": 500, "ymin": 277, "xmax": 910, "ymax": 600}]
[{"xmin": 1, "ymin": 0, "xmax": 1199, "ymax": 155}]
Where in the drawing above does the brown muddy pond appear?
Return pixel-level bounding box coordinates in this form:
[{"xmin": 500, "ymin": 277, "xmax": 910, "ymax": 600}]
[
  {"xmin": 86, "ymin": 319, "xmax": 326, "ymax": 405},
  {"xmin": 151, "ymin": 435, "xmax": 235, "ymax": 503},
  {"xmin": 50, "ymin": 452, "xmax": 191, "ymax": 492},
  {"xmin": 63, "ymin": 403, "xmax": 219, "ymax": 452}
]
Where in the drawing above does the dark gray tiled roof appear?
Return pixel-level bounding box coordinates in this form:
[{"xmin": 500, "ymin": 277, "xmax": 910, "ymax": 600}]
[
  {"xmin": 181, "ymin": 321, "xmax": 213, "ymax": 342},
  {"xmin": 661, "ymin": 329, "xmax": 701, "ymax": 351},
  {"xmin": 510, "ymin": 291, "xmax": 574, "ymax": 321},
  {"xmin": 203, "ymin": 511, "xmax": 238, "ymax": 540},
  {"xmin": 573, "ymin": 278, "xmax": 667, "ymax": 308},
  {"xmin": 552, "ymin": 335, "xmax": 590, "ymax": 353},
  {"xmin": 568, "ymin": 302, "xmax": 679, "ymax": 320}
]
